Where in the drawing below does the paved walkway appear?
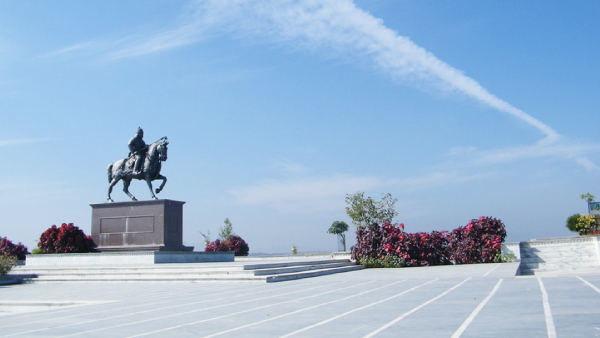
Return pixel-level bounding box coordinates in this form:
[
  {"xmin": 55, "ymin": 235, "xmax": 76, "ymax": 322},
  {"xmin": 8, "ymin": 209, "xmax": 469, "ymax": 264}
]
[{"xmin": 1, "ymin": 263, "xmax": 599, "ymax": 337}]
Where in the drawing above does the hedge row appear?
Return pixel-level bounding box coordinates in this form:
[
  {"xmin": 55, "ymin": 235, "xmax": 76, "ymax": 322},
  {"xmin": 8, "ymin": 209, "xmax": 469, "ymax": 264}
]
[{"xmin": 351, "ymin": 216, "xmax": 506, "ymax": 267}]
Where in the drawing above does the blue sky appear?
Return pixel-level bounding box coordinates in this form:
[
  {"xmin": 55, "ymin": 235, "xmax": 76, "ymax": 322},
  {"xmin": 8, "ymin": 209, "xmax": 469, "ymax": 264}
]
[{"xmin": 1, "ymin": 0, "xmax": 599, "ymax": 254}]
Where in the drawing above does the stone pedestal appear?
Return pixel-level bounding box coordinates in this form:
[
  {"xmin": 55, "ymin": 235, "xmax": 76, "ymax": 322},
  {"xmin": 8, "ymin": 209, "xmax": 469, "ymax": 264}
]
[{"xmin": 90, "ymin": 199, "xmax": 193, "ymax": 252}]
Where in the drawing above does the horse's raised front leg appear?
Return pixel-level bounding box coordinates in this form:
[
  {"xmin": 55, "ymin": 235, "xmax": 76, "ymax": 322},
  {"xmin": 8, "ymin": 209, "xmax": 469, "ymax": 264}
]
[
  {"xmin": 154, "ymin": 174, "xmax": 167, "ymax": 195},
  {"xmin": 145, "ymin": 173, "xmax": 158, "ymax": 200},
  {"xmin": 123, "ymin": 178, "xmax": 137, "ymax": 201}
]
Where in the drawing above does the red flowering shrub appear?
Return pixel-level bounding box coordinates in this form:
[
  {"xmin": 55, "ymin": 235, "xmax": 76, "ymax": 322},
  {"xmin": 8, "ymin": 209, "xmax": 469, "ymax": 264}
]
[
  {"xmin": 397, "ymin": 231, "xmax": 451, "ymax": 267},
  {"xmin": 352, "ymin": 222, "xmax": 450, "ymax": 267},
  {"xmin": 448, "ymin": 216, "xmax": 507, "ymax": 264},
  {"xmin": 205, "ymin": 235, "xmax": 250, "ymax": 256},
  {"xmin": 352, "ymin": 216, "xmax": 506, "ymax": 268},
  {"xmin": 205, "ymin": 239, "xmax": 229, "ymax": 252},
  {"xmin": 0, "ymin": 237, "xmax": 29, "ymax": 260},
  {"xmin": 37, "ymin": 223, "xmax": 97, "ymax": 254},
  {"xmin": 226, "ymin": 235, "xmax": 250, "ymax": 256}
]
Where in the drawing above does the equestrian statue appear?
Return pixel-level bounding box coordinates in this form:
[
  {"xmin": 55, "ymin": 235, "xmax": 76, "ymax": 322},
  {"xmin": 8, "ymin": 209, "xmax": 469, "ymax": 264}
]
[{"xmin": 107, "ymin": 127, "xmax": 169, "ymax": 202}]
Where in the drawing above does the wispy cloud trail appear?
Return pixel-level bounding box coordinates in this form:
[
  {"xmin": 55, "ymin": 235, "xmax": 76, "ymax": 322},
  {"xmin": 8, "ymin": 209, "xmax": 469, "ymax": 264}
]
[
  {"xmin": 95, "ymin": 0, "xmax": 559, "ymax": 142},
  {"xmin": 47, "ymin": 0, "xmax": 596, "ymax": 170}
]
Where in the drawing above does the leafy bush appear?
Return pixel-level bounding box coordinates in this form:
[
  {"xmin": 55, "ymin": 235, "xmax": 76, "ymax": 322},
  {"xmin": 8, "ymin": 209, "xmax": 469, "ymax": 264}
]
[
  {"xmin": 205, "ymin": 239, "xmax": 229, "ymax": 252},
  {"xmin": 448, "ymin": 216, "xmax": 507, "ymax": 264},
  {"xmin": 205, "ymin": 235, "xmax": 250, "ymax": 256},
  {"xmin": 359, "ymin": 254, "xmax": 405, "ymax": 268},
  {"xmin": 37, "ymin": 223, "xmax": 97, "ymax": 254},
  {"xmin": 0, "ymin": 237, "xmax": 29, "ymax": 260},
  {"xmin": 226, "ymin": 235, "xmax": 250, "ymax": 256},
  {"xmin": 565, "ymin": 214, "xmax": 600, "ymax": 236},
  {"xmin": 351, "ymin": 216, "xmax": 507, "ymax": 268},
  {"xmin": 397, "ymin": 231, "xmax": 451, "ymax": 267},
  {"xmin": 351, "ymin": 222, "xmax": 450, "ymax": 267},
  {"xmin": 0, "ymin": 254, "xmax": 17, "ymax": 275},
  {"xmin": 566, "ymin": 214, "xmax": 581, "ymax": 233},
  {"xmin": 493, "ymin": 253, "xmax": 517, "ymax": 263}
]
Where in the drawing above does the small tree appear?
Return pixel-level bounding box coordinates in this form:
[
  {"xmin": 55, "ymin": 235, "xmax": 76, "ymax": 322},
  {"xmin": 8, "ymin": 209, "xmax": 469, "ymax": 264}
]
[
  {"xmin": 327, "ymin": 221, "xmax": 349, "ymax": 251},
  {"xmin": 199, "ymin": 230, "xmax": 211, "ymax": 247},
  {"xmin": 219, "ymin": 218, "xmax": 235, "ymax": 241},
  {"xmin": 581, "ymin": 193, "xmax": 596, "ymax": 215},
  {"xmin": 345, "ymin": 191, "xmax": 397, "ymax": 228},
  {"xmin": 581, "ymin": 193, "xmax": 595, "ymax": 203}
]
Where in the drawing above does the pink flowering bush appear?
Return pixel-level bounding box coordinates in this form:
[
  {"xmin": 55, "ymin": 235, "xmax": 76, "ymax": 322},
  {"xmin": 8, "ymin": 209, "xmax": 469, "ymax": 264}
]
[
  {"xmin": 448, "ymin": 217, "xmax": 506, "ymax": 264},
  {"xmin": 37, "ymin": 223, "xmax": 97, "ymax": 254},
  {"xmin": 351, "ymin": 222, "xmax": 451, "ymax": 267},
  {"xmin": 351, "ymin": 216, "xmax": 506, "ymax": 267},
  {"xmin": 205, "ymin": 235, "xmax": 250, "ymax": 256},
  {"xmin": 0, "ymin": 237, "xmax": 29, "ymax": 260}
]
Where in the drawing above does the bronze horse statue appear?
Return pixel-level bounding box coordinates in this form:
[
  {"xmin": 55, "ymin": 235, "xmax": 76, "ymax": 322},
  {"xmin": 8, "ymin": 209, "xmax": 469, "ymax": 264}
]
[{"xmin": 107, "ymin": 137, "xmax": 168, "ymax": 202}]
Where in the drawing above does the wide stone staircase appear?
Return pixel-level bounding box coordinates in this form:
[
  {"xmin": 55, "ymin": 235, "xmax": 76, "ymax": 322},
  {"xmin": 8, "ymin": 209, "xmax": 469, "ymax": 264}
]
[
  {"xmin": 9, "ymin": 258, "xmax": 364, "ymax": 283},
  {"xmin": 519, "ymin": 237, "xmax": 600, "ymax": 275}
]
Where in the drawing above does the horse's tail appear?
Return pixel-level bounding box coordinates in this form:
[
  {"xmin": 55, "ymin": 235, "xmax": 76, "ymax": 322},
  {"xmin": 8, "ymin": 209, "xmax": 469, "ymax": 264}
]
[{"xmin": 107, "ymin": 163, "xmax": 114, "ymax": 183}]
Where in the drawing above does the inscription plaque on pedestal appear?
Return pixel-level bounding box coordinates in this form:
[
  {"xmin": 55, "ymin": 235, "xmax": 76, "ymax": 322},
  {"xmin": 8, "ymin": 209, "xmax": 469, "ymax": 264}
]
[{"xmin": 90, "ymin": 199, "xmax": 193, "ymax": 252}]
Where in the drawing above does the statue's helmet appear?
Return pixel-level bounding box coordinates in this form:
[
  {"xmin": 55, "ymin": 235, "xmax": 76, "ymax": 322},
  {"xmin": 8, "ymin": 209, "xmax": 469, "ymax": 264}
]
[{"xmin": 136, "ymin": 127, "xmax": 144, "ymax": 136}]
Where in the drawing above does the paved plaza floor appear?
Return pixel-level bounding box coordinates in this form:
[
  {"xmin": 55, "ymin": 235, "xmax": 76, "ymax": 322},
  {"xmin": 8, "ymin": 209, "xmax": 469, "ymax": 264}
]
[{"xmin": 1, "ymin": 262, "xmax": 599, "ymax": 337}]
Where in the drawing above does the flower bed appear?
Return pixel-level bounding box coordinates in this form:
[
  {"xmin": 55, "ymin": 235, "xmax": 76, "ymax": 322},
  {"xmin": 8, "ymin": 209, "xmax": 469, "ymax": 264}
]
[
  {"xmin": 205, "ymin": 235, "xmax": 249, "ymax": 256},
  {"xmin": 351, "ymin": 216, "xmax": 506, "ymax": 267}
]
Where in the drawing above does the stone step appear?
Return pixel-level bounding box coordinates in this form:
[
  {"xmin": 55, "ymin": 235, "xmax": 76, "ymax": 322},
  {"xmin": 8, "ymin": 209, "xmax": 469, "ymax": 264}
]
[
  {"xmin": 520, "ymin": 261, "xmax": 600, "ymax": 271},
  {"xmin": 242, "ymin": 259, "xmax": 346, "ymax": 270},
  {"xmin": 519, "ymin": 255, "xmax": 597, "ymax": 264},
  {"xmin": 10, "ymin": 259, "xmax": 363, "ymax": 283},
  {"xmin": 517, "ymin": 237, "xmax": 600, "ymax": 276},
  {"xmin": 15, "ymin": 262, "xmax": 356, "ymax": 279},
  {"xmin": 265, "ymin": 265, "xmax": 365, "ymax": 282}
]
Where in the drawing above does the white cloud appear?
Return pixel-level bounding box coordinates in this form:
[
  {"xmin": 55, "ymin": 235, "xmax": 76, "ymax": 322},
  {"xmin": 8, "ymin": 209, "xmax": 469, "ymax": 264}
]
[
  {"xmin": 48, "ymin": 0, "xmax": 558, "ymax": 141},
  {"xmin": 575, "ymin": 157, "xmax": 599, "ymax": 171},
  {"xmin": 229, "ymin": 175, "xmax": 387, "ymax": 213},
  {"xmin": 44, "ymin": 0, "xmax": 600, "ymax": 169},
  {"xmin": 475, "ymin": 140, "xmax": 600, "ymax": 165},
  {"xmin": 229, "ymin": 170, "xmax": 489, "ymax": 213},
  {"xmin": 40, "ymin": 42, "xmax": 96, "ymax": 58},
  {"xmin": 267, "ymin": 157, "xmax": 311, "ymax": 175},
  {"xmin": 0, "ymin": 139, "xmax": 49, "ymax": 147}
]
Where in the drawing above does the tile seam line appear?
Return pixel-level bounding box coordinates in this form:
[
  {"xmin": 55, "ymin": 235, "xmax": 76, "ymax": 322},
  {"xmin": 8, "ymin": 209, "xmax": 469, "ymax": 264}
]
[
  {"xmin": 450, "ymin": 279, "xmax": 503, "ymax": 338},
  {"xmin": 5, "ymin": 281, "xmax": 338, "ymax": 337},
  {"xmin": 363, "ymin": 276, "xmax": 472, "ymax": 338},
  {"xmin": 279, "ymin": 278, "xmax": 438, "ymax": 338},
  {"xmin": 62, "ymin": 280, "xmax": 377, "ymax": 338},
  {"xmin": 195, "ymin": 279, "xmax": 416, "ymax": 338},
  {"xmin": 577, "ymin": 276, "xmax": 600, "ymax": 294},
  {"xmin": 537, "ymin": 277, "xmax": 557, "ymax": 338}
]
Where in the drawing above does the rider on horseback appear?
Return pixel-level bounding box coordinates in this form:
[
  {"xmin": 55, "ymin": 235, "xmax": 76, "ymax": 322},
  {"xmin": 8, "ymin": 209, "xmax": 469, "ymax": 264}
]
[{"xmin": 128, "ymin": 127, "xmax": 147, "ymax": 175}]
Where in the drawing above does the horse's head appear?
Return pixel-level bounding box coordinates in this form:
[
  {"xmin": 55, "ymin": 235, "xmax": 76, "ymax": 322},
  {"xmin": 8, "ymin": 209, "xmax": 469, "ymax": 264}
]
[{"xmin": 158, "ymin": 141, "xmax": 168, "ymax": 161}]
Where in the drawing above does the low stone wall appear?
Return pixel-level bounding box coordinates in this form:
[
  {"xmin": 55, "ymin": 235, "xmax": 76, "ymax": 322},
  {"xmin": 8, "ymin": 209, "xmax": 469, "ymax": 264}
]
[
  {"xmin": 501, "ymin": 242, "xmax": 521, "ymax": 261},
  {"xmin": 25, "ymin": 251, "xmax": 234, "ymax": 266}
]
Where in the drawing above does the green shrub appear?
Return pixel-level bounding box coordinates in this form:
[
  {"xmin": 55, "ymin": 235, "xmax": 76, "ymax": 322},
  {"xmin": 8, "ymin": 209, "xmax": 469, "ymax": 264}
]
[
  {"xmin": 566, "ymin": 214, "xmax": 600, "ymax": 236},
  {"xmin": 493, "ymin": 253, "xmax": 517, "ymax": 263},
  {"xmin": 566, "ymin": 214, "xmax": 580, "ymax": 233},
  {"xmin": 0, "ymin": 254, "xmax": 17, "ymax": 276},
  {"xmin": 359, "ymin": 254, "xmax": 405, "ymax": 268}
]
